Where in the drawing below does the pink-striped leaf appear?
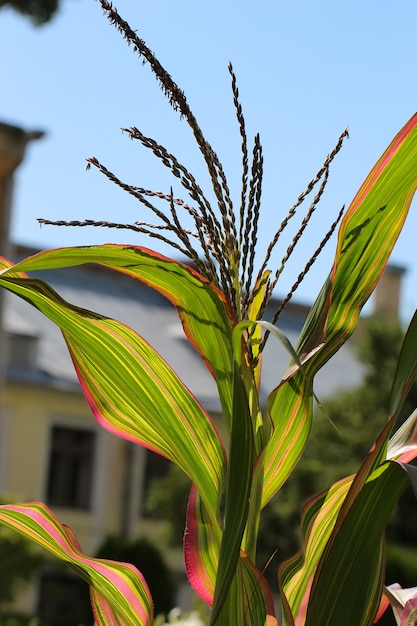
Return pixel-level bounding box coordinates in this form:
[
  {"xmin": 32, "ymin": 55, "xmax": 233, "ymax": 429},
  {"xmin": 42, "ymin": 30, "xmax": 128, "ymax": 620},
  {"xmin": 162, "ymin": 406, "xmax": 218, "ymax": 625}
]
[
  {"xmin": 279, "ymin": 406, "xmax": 417, "ymax": 626},
  {"xmin": 185, "ymin": 486, "xmax": 221, "ymax": 605},
  {"xmin": 214, "ymin": 553, "xmax": 277, "ymax": 626},
  {"xmin": 0, "ymin": 502, "xmax": 153, "ymax": 626},
  {"xmin": 262, "ymin": 113, "xmax": 417, "ymax": 508},
  {"xmin": 389, "ymin": 309, "xmax": 417, "ymax": 418},
  {"xmin": 0, "ymin": 252, "xmax": 235, "ymax": 618},
  {"xmin": 0, "ymin": 273, "xmax": 225, "ymax": 529},
  {"xmin": 0, "ymin": 246, "xmax": 237, "ymax": 429},
  {"xmin": 280, "ymin": 300, "xmax": 417, "ymax": 624},
  {"xmin": 210, "ymin": 361, "xmax": 255, "ymax": 624},
  {"xmin": 185, "ymin": 487, "xmax": 278, "ymax": 626}
]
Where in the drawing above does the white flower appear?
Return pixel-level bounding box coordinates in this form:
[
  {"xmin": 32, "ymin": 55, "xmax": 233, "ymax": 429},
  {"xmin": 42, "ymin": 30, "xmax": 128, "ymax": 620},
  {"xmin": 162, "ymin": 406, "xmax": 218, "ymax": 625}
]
[
  {"xmin": 384, "ymin": 583, "xmax": 417, "ymax": 625},
  {"xmin": 161, "ymin": 607, "xmax": 207, "ymax": 625}
]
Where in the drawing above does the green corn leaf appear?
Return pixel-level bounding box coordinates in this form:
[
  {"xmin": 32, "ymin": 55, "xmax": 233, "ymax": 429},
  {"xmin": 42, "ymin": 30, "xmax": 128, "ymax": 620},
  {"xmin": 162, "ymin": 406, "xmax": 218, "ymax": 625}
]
[
  {"xmin": 302, "ymin": 113, "xmax": 417, "ymax": 364},
  {"xmin": 0, "ymin": 273, "xmax": 225, "ymax": 529},
  {"xmin": 0, "ymin": 249, "xmax": 246, "ymax": 616},
  {"xmin": 0, "ymin": 502, "xmax": 153, "ymax": 626},
  {"xmin": 262, "ymin": 113, "xmax": 417, "ymax": 508},
  {"xmin": 280, "ymin": 426, "xmax": 417, "ymax": 625},
  {"xmin": 0, "ymin": 251, "xmax": 234, "ymax": 612},
  {"xmin": 0, "ymin": 245, "xmax": 237, "ymax": 429},
  {"xmin": 276, "ymin": 114, "xmax": 417, "ymax": 624},
  {"xmin": 246, "ymin": 271, "xmax": 271, "ymax": 393},
  {"xmin": 234, "ymin": 318, "xmax": 318, "ymax": 512},
  {"xmin": 210, "ymin": 362, "xmax": 255, "ymax": 625},
  {"xmin": 184, "ymin": 486, "xmax": 221, "ymax": 604},
  {"xmin": 280, "ymin": 404, "xmax": 417, "ymax": 626},
  {"xmin": 389, "ymin": 309, "xmax": 417, "ymax": 417},
  {"xmin": 279, "ymin": 474, "xmax": 354, "ymax": 624},
  {"xmin": 304, "ymin": 457, "xmax": 417, "ymax": 626},
  {"xmin": 262, "ymin": 371, "xmax": 314, "ymax": 507},
  {"xmin": 214, "ymin": 554, "xmax": 278, "ymax": 626},
  {"xmin": 184, "ymin": 446, "xmax": 277, "ymax": 626},
  {"xmin": 206, "ymin": 315, "xmax": 305, "ymax": 623},
  {"xmin": 304, "ymin": 463, "xmax": 409, "ymax": 626}
]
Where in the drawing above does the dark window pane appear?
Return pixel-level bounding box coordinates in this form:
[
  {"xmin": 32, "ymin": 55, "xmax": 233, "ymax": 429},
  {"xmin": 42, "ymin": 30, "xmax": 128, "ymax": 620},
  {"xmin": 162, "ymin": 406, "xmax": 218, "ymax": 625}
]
[{"xmin": 47, "ymin": 426, "xmax": 95, "ymax": 509}]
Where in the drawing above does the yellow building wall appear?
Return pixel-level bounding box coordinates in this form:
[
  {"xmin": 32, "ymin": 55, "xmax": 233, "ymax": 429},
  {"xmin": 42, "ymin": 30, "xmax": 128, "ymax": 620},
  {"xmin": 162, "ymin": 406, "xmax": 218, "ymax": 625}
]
[
  {"xmin": 0, "ymin": 383, "xmax": 150, "ymax": 614},
  {"xmin": 3, "ymin": 384, "xmax": 90, "ymax": 500},
  {"xmin": 2, "ymin": 381, "xmax": 139, "ymax": 551},
  {"xmin": 1, "ymin": 379, "xmax": 146, "ymax": 616},
  {"xmin": 1, "ymin": 375, "xmax": 216, "ymax": 617}
]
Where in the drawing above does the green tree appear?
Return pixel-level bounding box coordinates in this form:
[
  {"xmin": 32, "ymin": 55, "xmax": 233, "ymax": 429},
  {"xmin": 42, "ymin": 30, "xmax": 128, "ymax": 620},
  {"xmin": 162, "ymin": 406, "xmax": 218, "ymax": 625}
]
[
  {"xmin": 0, "ymin": 498, "xmax": 44, "ymax": 612},
  {"xmin": 0, "ymin": 0, "xmax": 60, "ymax": 25},
  {"xmin": 145, "ymin": 463, "xmax": 191, "ymax": 547},
  {"xmin": 95, "ymin": 535, "xmax": 175, "ymax": 616}
]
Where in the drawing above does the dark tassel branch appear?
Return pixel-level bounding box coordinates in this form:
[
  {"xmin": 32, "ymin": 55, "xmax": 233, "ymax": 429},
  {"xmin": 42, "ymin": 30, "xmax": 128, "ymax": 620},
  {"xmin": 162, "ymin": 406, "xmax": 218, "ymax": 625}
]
[{"xmin": 39, "ymin": 0, "xmax": 348, "ymax": 352}]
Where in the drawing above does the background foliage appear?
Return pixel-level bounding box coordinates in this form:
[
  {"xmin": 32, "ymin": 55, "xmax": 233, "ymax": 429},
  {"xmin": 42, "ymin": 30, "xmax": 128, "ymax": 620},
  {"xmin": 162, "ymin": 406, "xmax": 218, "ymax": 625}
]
[
  {"xmin": 0, "ymin": 498, "xmax": 44, "ymax": 610},
  {"xmin": 95, "ymin": 535, "xmax": 175, "ymax": 617},
  {"xmin": 0, "ymin": 0, "xmax": 59, "ymax": 24}
]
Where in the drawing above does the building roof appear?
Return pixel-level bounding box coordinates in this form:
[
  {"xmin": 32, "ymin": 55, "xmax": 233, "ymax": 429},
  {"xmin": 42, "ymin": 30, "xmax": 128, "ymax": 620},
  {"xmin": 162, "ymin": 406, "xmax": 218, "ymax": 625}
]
[{"xmin": 2, "ymin": 244, "xmax": 365, "ymax": 411}]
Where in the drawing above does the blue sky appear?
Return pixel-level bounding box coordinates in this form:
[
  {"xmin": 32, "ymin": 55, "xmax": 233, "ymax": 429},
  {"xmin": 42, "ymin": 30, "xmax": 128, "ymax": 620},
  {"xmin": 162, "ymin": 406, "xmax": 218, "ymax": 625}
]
[{"xmin": 2, "ymin": 0, "xmax": 417, "ymax": 322}]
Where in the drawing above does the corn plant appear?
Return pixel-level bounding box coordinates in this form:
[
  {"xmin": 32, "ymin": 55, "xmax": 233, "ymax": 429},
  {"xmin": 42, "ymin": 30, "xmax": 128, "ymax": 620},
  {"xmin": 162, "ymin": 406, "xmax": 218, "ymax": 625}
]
[{"xmin": 1, "ymin": 2, "xmax": 417, "ymax": 625}]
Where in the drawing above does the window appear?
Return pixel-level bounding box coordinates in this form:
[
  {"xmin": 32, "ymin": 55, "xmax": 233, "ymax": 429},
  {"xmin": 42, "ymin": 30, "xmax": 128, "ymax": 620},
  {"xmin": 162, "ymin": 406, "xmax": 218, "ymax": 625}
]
[
  {"xmin": 7, "ymin": 332, "xmax": 39, "ymax": 371},
  {"xmin": 46, "ymin": 426, "xmax": 96, "ymax": 509}
]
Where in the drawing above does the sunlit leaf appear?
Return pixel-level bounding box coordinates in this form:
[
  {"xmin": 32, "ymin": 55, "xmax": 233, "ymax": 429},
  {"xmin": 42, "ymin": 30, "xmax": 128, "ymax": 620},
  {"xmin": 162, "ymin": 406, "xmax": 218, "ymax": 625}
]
[
  {"xmin": 280, "ymin": 407, "xmax": 417, "ymax": 626},
  {"xmin": 184, "ymin": 486, "xmax": 221, "ymax": 605},
  {"xmin": 0, "ymin": 245, "xmax": 237, "ymax": 427},
  {"xmin": 0, "ymin": 503, "xmax": 153, "ymax": 626},
  {"xmin": 390, "ymin": 310, "xmax": 417, "ymax": 417},
  {"xmin": 214, "ymin": 554, "xmax": 278, "ymax": 626},
  {"xmin": 0, "ymin": 273, "xmax": 225, "ymax": 529},
  {"xmin": 210, "ymin": 364, "xmax": 255, "ymax": 625},
  {"xmin": 263, "ymin": 113, "xmax": 417, "ymax": 508}
]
